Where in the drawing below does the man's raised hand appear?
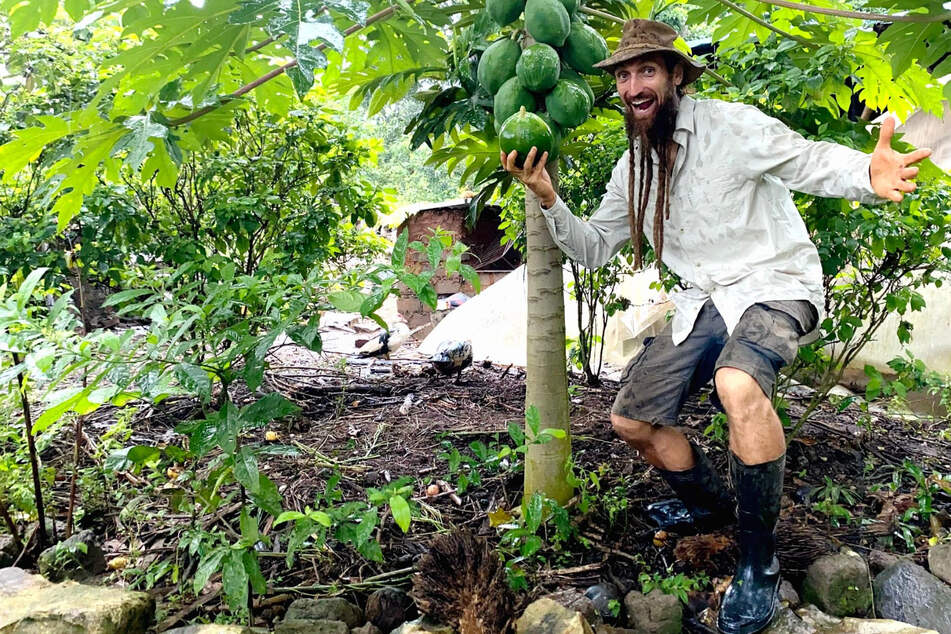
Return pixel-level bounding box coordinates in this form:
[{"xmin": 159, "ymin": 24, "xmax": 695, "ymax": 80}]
[
  {"xmin": 870, "ymin": 117, "xmax": 933, "ymax": 203},
  {"xmin": 500, "ymin": 146, "xmax": 557, "ymax": 208}
]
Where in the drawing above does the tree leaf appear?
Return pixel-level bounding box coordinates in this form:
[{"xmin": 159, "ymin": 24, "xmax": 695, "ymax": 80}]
[
  {"xmin": 193, "ymin": 547, "xmax": 227, "ymax": 596},
  {"xmin": 247, "ymin": 474, "xmax": 283, "ymax": 516},
  {"xmin": 175, "ymin": 363, "xmax": 212, "ymax": 400},
  {"xmin": 233, "ymin": 447, "xmax": 260, "ymax": 494},
  {"xmin": 389, "ymin": 494, "xmax": 411, "ymax": 533},
  {"xmin": 222, "ymin": 549, "xmax": 249, "ymax": 610},
  {"xmin": 239, "ymin": 393, "xmax": 300, "ymax": 427}
]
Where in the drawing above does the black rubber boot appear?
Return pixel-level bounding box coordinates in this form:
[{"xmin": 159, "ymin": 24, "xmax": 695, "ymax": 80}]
[
  {"xmin": 717, "ymin": 452, "xmax": 785, "ymax": 634},
  {"xmin": 648, "ymin": 442, "xmax": 735, "ymax": 532}
]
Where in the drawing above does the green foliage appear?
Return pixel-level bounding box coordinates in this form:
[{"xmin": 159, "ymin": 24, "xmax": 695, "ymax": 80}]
[
  {"xmin": 639, "ymin": 569, "xmax": 709, "ymax": 603},
  {"xmin": 811, "ymin": 476, "xmax": 858, "ymax": 527}
]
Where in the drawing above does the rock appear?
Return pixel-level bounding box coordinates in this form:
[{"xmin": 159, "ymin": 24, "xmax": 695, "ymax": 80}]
[
  {"xmin": 366, "ymin": 586, "xmax": 416, "ymax": 632},
  {"xmin": 868, "ymin": 550, "xmax": 901, "ymax": 575},
  {"xmin": 275, "ymin": 620, "xmax": 349, "ymax": 634},
  {"xmin": 764, "ymin": 604, "xmax": 941, "ymax": 634},
  {"xmin": 764, "ymin": 606, "xmax": 817, "ymax": 634},
  {"xmin": 544, "ymin": 587, "xmax": 603, "ymax": 626},
  {"xmin": 284, "ymin": 597, "xmax": 364, "ymax": 628},
  {"xmin": 37, "ymin": 529, "xmax": 107, "ymax": 582},
  {"xmin": 0, "ymin": 566, "xmax": 154, "ymax": 633},
  {"xmin": 927, "ymin": 543, "xmax": 951, "ymax": 586},
  {"xmin": 595, "ymin": 626, "xmax": 637, "ymax": 634},
  {"xmin": 353, "ymin": 624, "xmax": 384, "ymax": 634},
  {"xmin": 585, "ymin": 582, "xmax": 622, "ymax": 620},
  {"xmin": 0, "ymin": 535, "xmax": 18, "ymax": 567},
  {"xmin": 803, "ymin": 551, "xmax": 872, "ymax": 617},
  {"xmin": 623, "ymin": 589, "xmax": 682, "ymax": 634},
  {"xmin": 389, "ymin": 617, "xmax": 455, "ymax": 633},
  {"xmin": 516, "ymin": 597, "xmax": 595, "ymax": 633},
  {"xmin": 874, "ymin": 560, "xmax": 951, "ymax": 634},
  {"xmin": 165, "ymin": 626, "xmax": 255, "ymax": 634},
  {"xmin": 780, "ymin": 580, "xmax": 801, "ymax": 608},
  {"xmin": 799, "ymin": 603, "xmax": 938, "ymax": 634}
]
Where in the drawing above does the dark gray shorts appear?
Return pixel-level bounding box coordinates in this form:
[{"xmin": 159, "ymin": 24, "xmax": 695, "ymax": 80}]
[{"xmin": 611, "ymin": 300, "xmax": 818, "ymax": 426}]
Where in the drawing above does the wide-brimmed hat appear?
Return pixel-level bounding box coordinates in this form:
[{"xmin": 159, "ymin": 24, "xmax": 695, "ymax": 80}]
[{"xmin": 593, "ymin": 18, "xmax": 705, "ymax": 85}]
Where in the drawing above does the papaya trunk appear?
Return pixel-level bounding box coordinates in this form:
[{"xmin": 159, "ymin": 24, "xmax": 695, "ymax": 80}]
[{"xmin": 524, "ymin": 162, "xmax": 573, "ymax": 505}]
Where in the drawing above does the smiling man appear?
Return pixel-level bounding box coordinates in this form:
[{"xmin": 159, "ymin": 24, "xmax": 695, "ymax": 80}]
[{"xmin": 500, "ymin": 18, "xmax": 931, "ymax": 634}]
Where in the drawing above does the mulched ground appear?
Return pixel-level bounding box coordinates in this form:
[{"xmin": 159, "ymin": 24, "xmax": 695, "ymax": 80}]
[{"xmin": 28, "ymin": 336, "xmax": 951, "ymax": 632}]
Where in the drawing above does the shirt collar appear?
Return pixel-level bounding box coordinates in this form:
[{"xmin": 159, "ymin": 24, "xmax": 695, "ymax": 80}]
[{"xmin": 674, "ymin": 95, "xmax": 695, "ymax": 146}]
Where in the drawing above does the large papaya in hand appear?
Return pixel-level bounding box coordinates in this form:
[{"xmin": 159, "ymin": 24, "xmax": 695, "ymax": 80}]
[
  {"xmin": 499, "ymin": 107, "xmax": 555, "ymax": 168},
  {"xmin": 545, "ymin": 79, "xmax": 591, "ymax": 128},
  {"xmin": 486, "ymin": 0, "xmax": 526, "ymax": 27},
  {"xmin": 477, "ymin": 38, "xmax": 522, "ymax": 95},
  {"xmin": 494, "ymin": 77, "xmax": 536, "ymax": 128},
  {"xmin": 525, "ymin": 0, "xmax": 570, "ymax": 47},
  {"xmin": 516, "ymin": 43, "xmax": 560, "ymax": 93},
  {"xmin": 561, "ymin": 21, "xmax": 609, "ymax": 75}
]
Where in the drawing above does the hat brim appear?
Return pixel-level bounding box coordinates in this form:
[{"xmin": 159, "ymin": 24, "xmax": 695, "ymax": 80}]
[{"xmin": 593, "ymin": 45, "xmax": 705, "ymax": 85}]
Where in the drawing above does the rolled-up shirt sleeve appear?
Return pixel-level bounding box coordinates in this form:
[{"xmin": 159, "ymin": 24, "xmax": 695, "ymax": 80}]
[
  {"xmin": 725, "ymin": 102, "xmax": 881, "ymax": 205},
  {"xmin": 538, "ymin": 151, "xmax": 632, "ymax": 269}
]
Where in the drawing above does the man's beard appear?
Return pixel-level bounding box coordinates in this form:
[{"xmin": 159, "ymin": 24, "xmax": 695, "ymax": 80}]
[
  {"xmin": 624, "ymin": 82, "xmax": 680, "ymax": 270},
  {"xmin": 623, "ymin": 81, "xmax": 679, "ymax": 150}
]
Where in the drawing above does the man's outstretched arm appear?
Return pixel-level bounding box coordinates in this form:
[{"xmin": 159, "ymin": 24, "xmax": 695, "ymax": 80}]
[{"xmin": 500, "ymin": 146, "xmax": 631, "ymax": 270}]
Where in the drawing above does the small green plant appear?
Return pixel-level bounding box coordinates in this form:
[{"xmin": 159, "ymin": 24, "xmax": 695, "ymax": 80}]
[
  {"xmin": 639, "ymin": 569, "xmax": 710, "ymax": 603},
  {"xmin": 704, "ymin": 412, "xmax": 729, "ymax": 445},
  {"xmin": 811, "ymin": 476, "xmax": 858, "ymax": 527}
]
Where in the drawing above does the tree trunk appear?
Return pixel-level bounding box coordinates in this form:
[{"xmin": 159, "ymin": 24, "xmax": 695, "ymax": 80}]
[{"xmin": 523, "ymin": 162, "xmax": 573, "ymax": 505}]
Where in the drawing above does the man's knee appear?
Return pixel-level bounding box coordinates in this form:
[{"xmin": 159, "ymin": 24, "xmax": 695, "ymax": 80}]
[
  {"xmin": 611, "ymin": 414, "xmax": 655, "ymax": 448},
  {"xmin": 715, "ymin": 367, "xmax": 761, "ymax": 404}
]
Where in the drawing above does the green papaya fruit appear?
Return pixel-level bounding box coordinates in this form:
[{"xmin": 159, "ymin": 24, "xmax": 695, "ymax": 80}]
[
  {"xmin": 536, "ymin": 111, "xmax": 563, "ymax": 160},
  {"xmin": 486, "ymin": 0, "xmax": 526, "ymax": 26},
  {"xmin": 561, "ymin": 21, "xmax": 609, "ymax": 75},
  {"xmin": 477, "ymin": 38, "xmax": 522, "ymax": 95},
  {"xmin": 499, "ymin": 106, "xmax": 555, "ymax": 168},
  {"xmin": 560, "ymin": 66, "xmax": 595, "ymax": 107},
  {"xmin": 544, "ymin": 79, "xmax": 591, "ymax": 128},
  {"xmin": 556, "ymin": 0, "xmax": 579, "ymax": 16},
  {"xmin": 516, "ymin": 43, "xmax": 561, "ymax": 93},
  {"xmin": 494, "ymin": 77, "xmax": 536, "ymax": 128},
  {"xmin": 525, "ymin": 0, "xmax": 571, "ymax": 47}
]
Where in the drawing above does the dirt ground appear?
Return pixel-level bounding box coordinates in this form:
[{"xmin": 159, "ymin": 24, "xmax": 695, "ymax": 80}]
[{"xmin": 34, "ymin": 326, "xmax": 951, "ymax": 631}]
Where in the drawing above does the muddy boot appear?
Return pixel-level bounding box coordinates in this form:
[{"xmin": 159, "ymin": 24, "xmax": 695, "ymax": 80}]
[
  {"xmin": 717, "ymin": 452, "xmax": 784, "ymax": 634},
  {"xmin": 648, "ymin": 442, "xmax": 735, "ymax": 532}
]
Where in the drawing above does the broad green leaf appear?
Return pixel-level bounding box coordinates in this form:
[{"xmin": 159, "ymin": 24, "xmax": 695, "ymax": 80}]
[
  {"xmin": 193, "ymin": 547, "xmax": 227, "ymax": 595},
  {"xmin": 328, "ymin": 290, "xmax": 365, "ymax": 313},
  {"xmin": 175, "ymin": 363, "xmax": 213, "ymax": 400},
  {"xmin": 222, "ymin": 549, "xmax": 249, "ymax": 610},
  {"xmin": 389, "ymin": 494, "xmax": 411, "ymax": 533},
  {"xmin": 247, "ymin": 473, "xmax": 283, "ymax": 516},
  {"xmin": 239, "ymin": 393, "xmax": 300, "ymax": 427},
  {"xmin": 239, "ymin": 507, "xmax": 259, "ymax": 543},
  {"xmin": 233, "ymin": 447, "xmax": 260, "ymax": 493},
  {"xmin": 392, "ymin": 229, "xmax": 409, "ymax": 267}
]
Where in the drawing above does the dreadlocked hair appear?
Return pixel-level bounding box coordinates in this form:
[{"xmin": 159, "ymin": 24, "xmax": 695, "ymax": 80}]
[{"xmin": 627, "ymin": 136, "xmax": 673, "ymax": 270}]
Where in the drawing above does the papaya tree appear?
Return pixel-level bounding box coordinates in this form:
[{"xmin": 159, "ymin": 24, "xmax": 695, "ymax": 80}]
[{"xmin": 1, "ymin": 0, "xmax": 948, "ymax": 506}]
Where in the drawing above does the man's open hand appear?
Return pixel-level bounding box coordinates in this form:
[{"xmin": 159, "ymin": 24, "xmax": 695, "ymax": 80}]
[
  {"xmin": 870, "ymin": 117, "xmax": 933, "ymax": 203},
  {"xmin": 500, "ymin": 146, "xmax": 557, "ymax": 208}
]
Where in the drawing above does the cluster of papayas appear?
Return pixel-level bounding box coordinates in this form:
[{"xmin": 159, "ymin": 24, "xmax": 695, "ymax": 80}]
[{"xmin": 477, "ymin": 0, "xmax": 609, "ymax": 166}]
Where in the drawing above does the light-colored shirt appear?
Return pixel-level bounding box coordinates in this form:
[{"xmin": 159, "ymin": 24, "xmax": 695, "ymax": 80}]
[{"xmin": 540, "ymin": 95, "xmax": 881, "ymax": 346}]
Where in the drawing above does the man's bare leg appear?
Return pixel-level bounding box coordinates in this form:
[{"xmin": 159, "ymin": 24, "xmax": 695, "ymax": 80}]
[
  {"xmin": 714, "ymin": 367, "xmax": 785, "ymax": 464},
  {"xmin": 715, "ymin": 367, "xmax": 785, "ymax": 634},
  {"xmin": 610, "ymin": 414, "xmax": 695, "ymax": 471}
]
